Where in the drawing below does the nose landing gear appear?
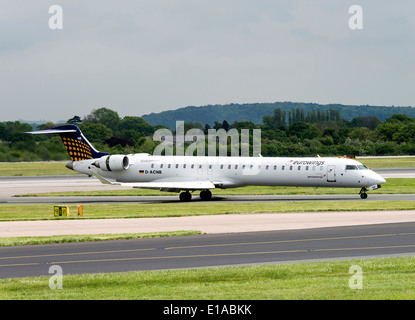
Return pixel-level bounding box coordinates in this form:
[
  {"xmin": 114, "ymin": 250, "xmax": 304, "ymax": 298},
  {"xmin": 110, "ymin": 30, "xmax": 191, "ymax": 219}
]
[{"xmin": 359, "ymin": 187, "xmax": 368, "ymax": 199}]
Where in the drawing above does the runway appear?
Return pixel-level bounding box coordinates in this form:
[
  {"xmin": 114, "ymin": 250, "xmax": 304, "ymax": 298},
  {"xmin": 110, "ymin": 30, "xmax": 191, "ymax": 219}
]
[
  {"xmin": 2, "ymin": 222, "xmax": 415, "ymax": 279},
  {"xmin": 1, "ymin": 169, "xmax": 415, "ymax": 279}
]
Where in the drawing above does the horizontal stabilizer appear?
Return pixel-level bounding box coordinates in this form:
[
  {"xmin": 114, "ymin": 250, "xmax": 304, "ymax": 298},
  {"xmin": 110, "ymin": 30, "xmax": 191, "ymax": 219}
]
[
  {"xmin": 24, "ymin": 125, "xmax": 109, "ymax": 161},
  {"xmin": 25, "ymin": 129, "xmax": 77, "ymax": 135}
]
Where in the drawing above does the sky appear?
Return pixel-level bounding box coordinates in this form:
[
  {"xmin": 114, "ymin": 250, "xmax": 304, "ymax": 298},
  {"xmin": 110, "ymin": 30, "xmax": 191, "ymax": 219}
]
[{"xmin": 1, "ymin": 0, "xmax": 414, "ymax": 122}]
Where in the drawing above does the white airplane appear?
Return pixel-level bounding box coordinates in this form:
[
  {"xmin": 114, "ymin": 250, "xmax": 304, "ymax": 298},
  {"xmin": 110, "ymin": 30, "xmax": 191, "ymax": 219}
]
[{"xmin": 26, "ymin": 124, "xmax": 386, "ymax": 201}]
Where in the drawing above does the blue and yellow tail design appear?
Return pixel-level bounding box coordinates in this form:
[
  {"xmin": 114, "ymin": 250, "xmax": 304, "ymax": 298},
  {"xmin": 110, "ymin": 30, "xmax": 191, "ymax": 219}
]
[{"xmin": 25, "ymin": 124, "xmax": 109, "ymax": 161}]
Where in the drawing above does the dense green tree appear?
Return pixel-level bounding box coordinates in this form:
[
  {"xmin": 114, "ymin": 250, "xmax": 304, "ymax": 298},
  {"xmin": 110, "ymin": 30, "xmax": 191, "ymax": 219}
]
[
  {"xmin": 119, "ymin": 116, "xmax": 154, "ymax": 140},
  {"xmin": 79, "ymin": 123, "xmax": 112, "ymax": 142},
  {"xmin": 350, "ymin": 116, "xmax": 381, "ymax": 130},
  {"xmin": 67, "ymin": 116, "xmax": 82, "ymax": 125},
  {"xmin": 231, "ymin": 121, "xmax": 259, "ymax": 131},
  {"xmin": 83, "ymin": 107, "xmax": 120, "ymax": 133},
  {"xmin": 37, "ymin": 122, "xmax": 56, "ymax": 130},
  {"xmin": 386, "ymin": 114, "xmax": 415, "ymax": 123},
  {"xmin": 286, "ymin": 122, "xmax": 320, "ymax": 140}
]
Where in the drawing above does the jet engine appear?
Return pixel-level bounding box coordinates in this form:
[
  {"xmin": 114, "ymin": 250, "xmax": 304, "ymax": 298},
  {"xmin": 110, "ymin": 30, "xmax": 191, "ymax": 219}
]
[{"xmin": 95, "ymin": 155, "xmax": 129, "ymax": 171}]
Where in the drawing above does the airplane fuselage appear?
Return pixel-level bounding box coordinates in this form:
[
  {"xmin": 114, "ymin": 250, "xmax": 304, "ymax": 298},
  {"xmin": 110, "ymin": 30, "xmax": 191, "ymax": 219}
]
[
  {"xmin": 26, "ymin": 125, "xmax": 386, "ymax": 201},
  {"xmin": 72, "ymin": 154, "xmax": 385, "ymax": 191}
]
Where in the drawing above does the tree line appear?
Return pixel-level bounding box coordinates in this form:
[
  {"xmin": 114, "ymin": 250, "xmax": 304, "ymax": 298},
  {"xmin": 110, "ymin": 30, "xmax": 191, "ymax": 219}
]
[{"xmin": 1, "ymin": 107, "xmax": 415, "ymax": 162}]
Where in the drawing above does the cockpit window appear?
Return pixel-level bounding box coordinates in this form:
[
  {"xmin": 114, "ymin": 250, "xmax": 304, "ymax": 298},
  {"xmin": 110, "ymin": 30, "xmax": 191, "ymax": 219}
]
[
  {"xmin": 346, "ymin": 165, "xmax": 358, "ymax": 170},
  {"xmin": 358, "ymin": 165, "xmax": 368, "ymax": 170}
]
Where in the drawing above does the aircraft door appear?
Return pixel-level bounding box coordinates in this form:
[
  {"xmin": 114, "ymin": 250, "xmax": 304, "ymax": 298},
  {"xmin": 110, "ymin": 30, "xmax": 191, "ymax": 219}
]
[{"xmin": 327, "ymin": 165, "xmax": 336, "ymax": 182}]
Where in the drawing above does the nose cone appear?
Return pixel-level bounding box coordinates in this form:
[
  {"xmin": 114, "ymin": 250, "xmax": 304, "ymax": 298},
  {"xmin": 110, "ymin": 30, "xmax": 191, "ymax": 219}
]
[{"xmin": 371, "ymin": 172, "xmax": 386, "ymax": 185}]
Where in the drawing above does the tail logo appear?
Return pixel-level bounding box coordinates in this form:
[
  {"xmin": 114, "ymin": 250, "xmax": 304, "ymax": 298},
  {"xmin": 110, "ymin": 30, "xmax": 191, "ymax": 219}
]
[{"xmin": 61, "ymin": 136, "xmax": 93, "ymax": 161}]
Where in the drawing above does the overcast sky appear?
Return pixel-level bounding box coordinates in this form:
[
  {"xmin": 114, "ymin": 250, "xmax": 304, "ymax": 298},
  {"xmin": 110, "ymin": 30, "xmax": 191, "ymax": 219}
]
[{"xmin": 1, "ymin": 1, "xmax": 414, "ymax": 122}]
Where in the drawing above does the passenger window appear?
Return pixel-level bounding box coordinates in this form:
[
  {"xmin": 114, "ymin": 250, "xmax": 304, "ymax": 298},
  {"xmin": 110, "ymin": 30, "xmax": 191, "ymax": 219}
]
[
  {"xmin": 176, "ymin": 164, "xmax": 179, "ymax": 169},
  {"xmin": 306, "ymin": 166, "xmax": 309, "ymax": 170},
  {"xmin": 290, "ymin": 166, "xmax": 293, "ymax": 170},
  {"xmin": 168, "ymin": 164, "xmax": 171, "ymax": 169},
  {"xmin": 160, "ymin": 164, "xmax": 163, "ymax": 168},
  {"xmin": 274, "ymin": 165, "xmax": 277, "ymax": 170},
  {"xmin": 220, "ymin": 165, "xmax": 224, "ymax": 169},
  {"xmin": 282, "ymin": 165, "xmax": 285, "ymax": 170},
  {"xmin": 298, "ymin": 166, "xmax": 301, "ymax": 170},
  {"xmin": 266, "ymin": 165, "xmax": 269, "ymax": 170}
]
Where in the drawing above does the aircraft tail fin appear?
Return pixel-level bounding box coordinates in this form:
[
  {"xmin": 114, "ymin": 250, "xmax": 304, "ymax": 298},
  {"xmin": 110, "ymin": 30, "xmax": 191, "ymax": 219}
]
[{"xmin": 25, "ymin": 125, "xmax": 109, "ymax": 161}]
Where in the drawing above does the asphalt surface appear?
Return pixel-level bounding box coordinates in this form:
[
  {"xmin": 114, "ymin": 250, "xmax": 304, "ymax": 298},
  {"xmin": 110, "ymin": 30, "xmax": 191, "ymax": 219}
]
[
  {"xmin": 1, "ymin": 222, "xmax": 415, "ymax": 279},
  {"xmin": 0, "ymin": 168, "xmax": 414, "ymax": 279}
]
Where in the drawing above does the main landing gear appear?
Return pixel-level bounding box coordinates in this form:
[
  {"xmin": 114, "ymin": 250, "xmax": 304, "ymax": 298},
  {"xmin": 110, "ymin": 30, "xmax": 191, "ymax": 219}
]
[
  {"xmin": 179, "ymin": 191, "xmax": 192, "ymax": 202},
  {"xmin": 179, "ymin": 190, "xmax": 212, "ymax": 202},
  {"xmin": 199, "ymin": 190, "xmax": 212, "ymax": 201},
  {"xmin": 359, "ymin": 187, "xmax": 368, "ymax": 199}
]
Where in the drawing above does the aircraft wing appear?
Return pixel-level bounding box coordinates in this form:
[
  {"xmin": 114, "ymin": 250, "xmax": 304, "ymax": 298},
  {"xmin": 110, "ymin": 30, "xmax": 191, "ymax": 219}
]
[{"xmin": 89, "ymin": 170, "xmax": 215, "ymax": 192}]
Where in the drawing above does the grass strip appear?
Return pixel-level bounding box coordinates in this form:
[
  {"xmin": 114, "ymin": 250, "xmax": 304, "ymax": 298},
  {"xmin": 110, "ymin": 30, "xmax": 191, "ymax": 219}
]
[
  {"xmin": 0, "ymin": 161, "xmax": 78, "ymax": 177},
  {"xmin": 0, "ymin": 231, "xmax": 202, "ymax": 247},
  {"xmin": 1, "ymin": 257, "xmax": 415, "ymax": 299},
  {"xmin": 1, "ymin": 201, "xmax": 415, "ymax": 222}
]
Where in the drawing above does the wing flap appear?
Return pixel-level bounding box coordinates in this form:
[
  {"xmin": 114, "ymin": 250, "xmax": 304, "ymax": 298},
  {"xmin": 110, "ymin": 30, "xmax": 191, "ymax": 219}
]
[
  {"xmin": 130, "ymin": 181, "xmax": 215, "ymax": 190},
  {"xmin": 89, "ymin": 170, "xmax": 215, "ymax": 191}
]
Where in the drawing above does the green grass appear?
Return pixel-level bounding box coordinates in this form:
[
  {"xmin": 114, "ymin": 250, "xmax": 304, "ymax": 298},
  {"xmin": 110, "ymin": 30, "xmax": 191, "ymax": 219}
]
[
  {"xmin": 359, "ymin": 157, "xmax": 415, "ymax": 169},
  {"xmin": 1, "ymin": 200, "xmax": 415, "ymax": 222},
  {"xmin": 0, "ymin": 231, "xmax": 202, "ymax": 247},
  {"xmin": 0, "ymin": 161, "xmax": 77, "ymax": 177},
  {"xmin": 1, "ymin": 257, "xmax": 415, "ymax": 299}
]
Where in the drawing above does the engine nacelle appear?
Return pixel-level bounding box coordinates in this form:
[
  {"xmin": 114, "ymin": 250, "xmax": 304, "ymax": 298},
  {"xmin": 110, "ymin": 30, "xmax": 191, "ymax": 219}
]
[{"xmin": 96, "ymin": 155, "xmax": 129, "ymax": 171}]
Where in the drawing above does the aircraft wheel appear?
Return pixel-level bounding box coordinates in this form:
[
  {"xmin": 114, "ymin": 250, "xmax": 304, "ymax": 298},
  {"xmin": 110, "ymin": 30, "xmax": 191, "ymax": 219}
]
[
  {"xmin": 179, "ymin": 191, "xmax": 192, "ymax": 202},
  {"xmin": 360, "ymin": 192, "xmax": 368, "ymax": 199},
  {"xmin": 200, "ymin": 190, "xmax": 212, "ymax": 201}
]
